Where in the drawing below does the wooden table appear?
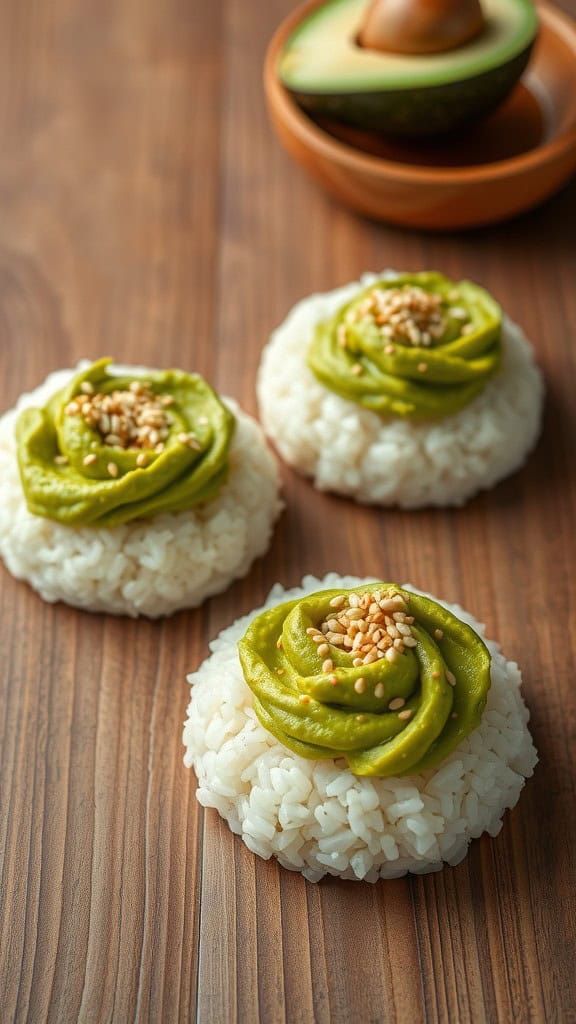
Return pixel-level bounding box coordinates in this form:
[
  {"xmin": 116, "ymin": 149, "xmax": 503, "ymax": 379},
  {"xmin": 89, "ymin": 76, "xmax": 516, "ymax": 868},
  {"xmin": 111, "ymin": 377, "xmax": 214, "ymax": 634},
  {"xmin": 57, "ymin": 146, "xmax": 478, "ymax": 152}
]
[{"xmin": 1, "ymin": 1, "xmax": 575, "ymax": 1021}]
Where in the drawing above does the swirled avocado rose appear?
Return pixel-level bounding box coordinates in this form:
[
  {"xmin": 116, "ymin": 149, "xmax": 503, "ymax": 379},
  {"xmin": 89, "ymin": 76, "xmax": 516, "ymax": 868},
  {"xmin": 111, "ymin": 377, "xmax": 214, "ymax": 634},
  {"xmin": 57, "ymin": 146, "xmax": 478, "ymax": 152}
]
[
  {"xmin": 238, "ymin": 584, "xmax": 491, "ymax": 777},
  {"xmin": 16, "ymin": 358, "xmax": 234, "ymax": 527},
  {"xmin": 0, "ymin": 360, "xmax": 281, "ymax": 616},
  {"xmin": 184, "ymin": 574, "xmax": 537, "ymax": 882},
  {"xmin": 307, "ymin": 273, "xmax": 501, "ymax": 420},
  {"xmin": 257, "ymin": 270, "xmax": 543, "ymax": 507}
]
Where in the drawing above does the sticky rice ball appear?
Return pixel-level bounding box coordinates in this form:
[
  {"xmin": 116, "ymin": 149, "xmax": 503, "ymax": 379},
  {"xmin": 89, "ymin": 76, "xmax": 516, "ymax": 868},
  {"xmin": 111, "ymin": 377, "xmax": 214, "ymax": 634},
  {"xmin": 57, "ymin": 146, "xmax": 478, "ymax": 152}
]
[
  {"xmin": 257, "ymin": 272, "xmax": 544, "ymax": 507},
  {"xmin": 0, "ymin": 360, "xmax": 282, "ymax": 617},
  {"xmin": 183, "ymin": 574, "xmax": 537, "ymax": 883}
]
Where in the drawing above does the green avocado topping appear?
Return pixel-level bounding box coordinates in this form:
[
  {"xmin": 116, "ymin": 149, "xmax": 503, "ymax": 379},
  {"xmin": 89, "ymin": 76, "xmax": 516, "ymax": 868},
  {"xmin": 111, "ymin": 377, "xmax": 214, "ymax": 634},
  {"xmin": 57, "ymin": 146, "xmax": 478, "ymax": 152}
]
[
  {"xmin": 15, "ymin": 358, "xmax": 235, "ymax": 527},
  {"xmin": 307, "ymin": 272, "xmax": 502, "ymax": 419},
  {"xmin": 238, "ymin": 584, "xmax": 491, "ymax": 777}
]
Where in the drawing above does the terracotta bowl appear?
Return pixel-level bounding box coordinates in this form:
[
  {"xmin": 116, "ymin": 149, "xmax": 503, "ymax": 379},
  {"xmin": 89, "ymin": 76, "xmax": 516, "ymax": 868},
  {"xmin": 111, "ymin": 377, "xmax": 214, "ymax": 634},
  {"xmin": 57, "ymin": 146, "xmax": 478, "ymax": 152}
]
[{"xmin": 264, "ymin": 1, "xmax": 576, "ymax": 230}]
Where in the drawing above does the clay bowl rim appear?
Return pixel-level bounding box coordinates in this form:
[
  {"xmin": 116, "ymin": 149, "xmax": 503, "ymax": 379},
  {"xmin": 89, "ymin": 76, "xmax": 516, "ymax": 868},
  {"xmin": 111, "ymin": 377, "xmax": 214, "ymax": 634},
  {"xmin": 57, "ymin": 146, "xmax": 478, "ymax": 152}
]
[{"xmin": 264, "ymin": 0, "xmax": 576, "ymax": 184}]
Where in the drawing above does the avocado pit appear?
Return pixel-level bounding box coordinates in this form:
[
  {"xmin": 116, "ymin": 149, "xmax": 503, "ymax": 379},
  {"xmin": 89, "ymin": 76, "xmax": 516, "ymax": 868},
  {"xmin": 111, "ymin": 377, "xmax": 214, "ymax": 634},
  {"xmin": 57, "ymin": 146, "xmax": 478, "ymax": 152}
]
[{"xmin": 358, "ymin": 0, "xmax": 485, "ymax": 56}]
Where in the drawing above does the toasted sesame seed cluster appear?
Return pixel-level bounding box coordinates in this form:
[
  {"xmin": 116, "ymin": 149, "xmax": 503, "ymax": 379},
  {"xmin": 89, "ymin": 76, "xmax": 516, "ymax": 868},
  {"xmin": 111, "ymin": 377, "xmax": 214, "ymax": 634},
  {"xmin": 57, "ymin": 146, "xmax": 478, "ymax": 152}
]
[
  {"xmin": 65, "ymin": 380, "xmax": 175, "ymax": 452},
  {"xmin": 309, "ymin": 588, "xmax": 417, "ymax": 669},
  {"xmin": 302, "ymin": 589, "xmax": 457, "ymax": 716},
  {"xmin": 348, "ymin": 284, "xmax": 450, "ymax": 348}
]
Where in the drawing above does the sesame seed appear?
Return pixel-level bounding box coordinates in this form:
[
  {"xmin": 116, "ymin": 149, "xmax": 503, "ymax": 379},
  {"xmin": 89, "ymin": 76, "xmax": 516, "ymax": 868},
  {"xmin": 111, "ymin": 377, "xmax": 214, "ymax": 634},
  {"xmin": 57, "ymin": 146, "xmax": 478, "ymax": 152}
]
[
  {"xmin": 388, "ymin": 697, "xmax": 406, "ymax": 710},
  {"xmin": 434, "ymin": 629, "xmax": 444, "ymax": 639},
  {"xmin": 353, "ymin": 657, "xmax": 363, "ymax": 668},
  {"xmin": 446, "ymin": 670, "xmax": 457, "ymax": 686},
  {"xmin": 329, "ymin": 595, "xmax": 346, "ymax": 609},
  {"xmin": 136, "ymin": 452, "xmax": 149, "ymax": 468},
  {"xmin": 54, "ymin": 454, "xmax": 69, "ymax": 465},
  {"xmin": 347, "ymin": 608, "xmax": 364, "ymax": 621},
  {"xmin": 374, "ymin": 683, "xmax": 385, "ymax": 699},
  {"xmin": 417, "ymin": 362, "xmax": 428, "ymax": 373},
  {"xmin": 306, "ymin": 627, "xmax": 320, "ymax": 636},
  {"xmin": 432, "ymin": 671, "xmax": 441, "ymax": 679},
  {"xmin": 322, "ymin": 659, "xmax": 334, "ymax": 673},
  {"xmin": 65, "ymin": 402, "xmax": 80, "ymax": 415},
  {"xmin": 107, "ymin": 462, "xmax": 119, "ymax": 478},
  {"xmin": 398, "ymin": 709, "xmax": 413, "ymax": 721},
  {"xmin": 276, "ymin": 668, "xmax": 285, "ymax": 675},
  {"xmin": 276, "ymin": 639, "xmax": 283, "ymax": 649},
  {"xmin": 385, "ymin": 646, "xmax": 400, "ymax": 664},
  {"xmin": 351, "ymin": 363, "xmax": 363, "ymax": 376},
  {"xmin": 385, "ymin": 344, "xmax": 395, "ymax": 355},
  {"xmin": 80, "ymin": 381, "xmax": 94, "ymax": 394},
  {"xmin": 312, "ymin": 634, "xmax": 324, "ymax": 644},
  {"xmin": 317, "ymin": 643, "xmax": 330, "ymax": 657},
  {"xmin": 83, "ymin": 453, "xmax": 97, "ymax": 466},
  {"xmin": 403, "ymin": 637, "xmax": 418, "ymax": 648},
  {"xmin": 354, "ymin": 677, "xmax": 366, "ymax": 694}
]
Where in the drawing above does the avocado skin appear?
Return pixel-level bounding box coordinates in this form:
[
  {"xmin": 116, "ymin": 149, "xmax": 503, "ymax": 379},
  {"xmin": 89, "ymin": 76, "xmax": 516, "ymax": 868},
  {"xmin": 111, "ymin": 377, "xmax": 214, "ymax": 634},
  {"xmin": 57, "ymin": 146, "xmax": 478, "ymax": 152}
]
[{"xmin": 290, "ymin": 44, "xmax": 534, "ymax": 136}]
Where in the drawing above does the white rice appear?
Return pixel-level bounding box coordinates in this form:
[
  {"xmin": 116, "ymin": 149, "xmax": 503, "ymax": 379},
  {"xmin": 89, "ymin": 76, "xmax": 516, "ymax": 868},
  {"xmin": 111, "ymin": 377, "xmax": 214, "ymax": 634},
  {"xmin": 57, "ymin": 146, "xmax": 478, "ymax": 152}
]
[
  {"xmin": 183, "ymin": 574, "xmax": 537, "ymax": 882},
  {"xmin": 0, "ymin": 364, "xmax": 282, "ymax": 617},
  {"xmin": 257, "ymin": 273, "xmax": 544, "ymax": 507}
]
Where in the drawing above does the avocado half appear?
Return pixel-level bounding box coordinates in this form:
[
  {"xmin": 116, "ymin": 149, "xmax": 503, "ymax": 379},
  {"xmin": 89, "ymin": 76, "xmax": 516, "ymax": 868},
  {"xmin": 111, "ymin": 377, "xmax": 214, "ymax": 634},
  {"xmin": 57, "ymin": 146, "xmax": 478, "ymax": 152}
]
[{"xmin": 279, "ymin": 0, "xmax": 538, "ymax": 137}]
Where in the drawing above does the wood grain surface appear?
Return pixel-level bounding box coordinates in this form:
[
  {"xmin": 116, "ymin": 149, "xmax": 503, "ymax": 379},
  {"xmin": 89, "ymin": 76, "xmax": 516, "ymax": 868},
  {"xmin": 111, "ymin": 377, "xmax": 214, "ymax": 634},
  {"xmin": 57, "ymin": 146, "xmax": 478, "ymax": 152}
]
[{"xmin": 0, "ymin": 1, "xmax": 575, "ymax": 1021}]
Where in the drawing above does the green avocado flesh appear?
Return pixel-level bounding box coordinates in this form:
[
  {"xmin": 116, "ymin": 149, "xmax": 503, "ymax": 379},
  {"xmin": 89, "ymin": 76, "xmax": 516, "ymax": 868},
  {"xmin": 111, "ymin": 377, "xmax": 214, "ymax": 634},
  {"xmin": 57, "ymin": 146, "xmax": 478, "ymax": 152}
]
[
  {"xmin": 306, "ymin": 271, "xmax": 502, "ymax": 419},
  {"xmin": 238, "ymin": 584, "xmax": 491, "ymax": 777},
  {"xmin": 15, "ymin": 359, "xmax": 235, "ymax": 527},
  {"xmin": 280, "ymin": 0, "xmax": 537, "ymax": 135}
]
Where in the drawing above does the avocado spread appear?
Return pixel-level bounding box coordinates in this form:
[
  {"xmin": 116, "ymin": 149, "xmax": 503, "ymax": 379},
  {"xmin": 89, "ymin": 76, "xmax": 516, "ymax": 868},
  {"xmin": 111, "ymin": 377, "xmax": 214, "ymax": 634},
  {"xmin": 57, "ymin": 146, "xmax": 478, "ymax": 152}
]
[
  {"xmin": 16, "ymin": 359, "xmax": 235, "ymax": 527},
  {"xmin": 238, "ymin": 584, "xmax": 491, "ymax": 777},
  {"xmin": 307, "ymin": 272, "xmax": 502, "ymax": 419}
]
